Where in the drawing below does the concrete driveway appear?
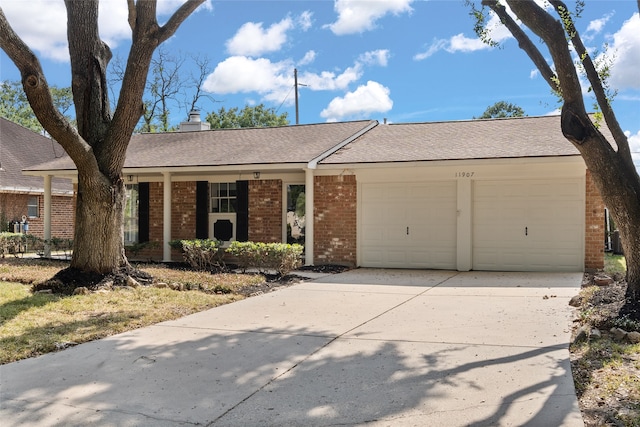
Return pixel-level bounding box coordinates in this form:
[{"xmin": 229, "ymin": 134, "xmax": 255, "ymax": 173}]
[{"xmin": 0, "ymin": 269, "xmax": 584, "ymax": 426}]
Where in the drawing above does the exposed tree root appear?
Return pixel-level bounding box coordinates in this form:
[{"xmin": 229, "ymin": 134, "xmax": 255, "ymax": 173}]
[{"xmin": 32, "ymin": 265, "xmax": 153, "ymax": 295}]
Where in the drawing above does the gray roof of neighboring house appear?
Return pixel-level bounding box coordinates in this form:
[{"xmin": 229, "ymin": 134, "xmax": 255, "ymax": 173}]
[
  {"xmin": 320, "ymin": 115, "xmax": 586, "ymax": 165},
  {"xmin": 25, "ymin": 120, "xmax": 377, "ymax": 171},
  {"xmin": 0, "ymin": 117, "xmax": 73, "ymax": 194}
]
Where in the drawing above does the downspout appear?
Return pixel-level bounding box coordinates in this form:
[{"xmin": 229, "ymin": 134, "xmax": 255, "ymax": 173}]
[{"xmin": 304, "ymin": 121, "xmax": 378, "ymax": 266}]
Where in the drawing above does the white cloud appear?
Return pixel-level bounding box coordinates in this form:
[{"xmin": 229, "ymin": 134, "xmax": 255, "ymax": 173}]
[
  {"xmin": 588, "ymin": 12, "xmax": 613, "ymax": 32},
  {"xmin": 414, "ymin": 10, "xmax": 512, "ymax": 60},
  {"xmin": 530, "ymin": 69, "xmax": 540, "ymax": 79},
  {"xmin": 358, "ymin": 49, "xmax": 390, "ymax": 67},
  {"xmin": 326, "ymin": 0, "xmax": 414, "ymax": 35},
  {"xmin": 320, "ymin": 81, "xmax": 393, "ymax": 122},
  {"xmin": 0, "ymin": 0, "xmax": 212, "ymax": 62},
  {"xmin": 627, "ymin": 130, "xmax": 640, "ymax": 171},
  {"xmin": 226, "ymin": 18, "xmax": 294, "ymax": 56},
  {"xmin": 1, "ymin": 0, "xmax": 70, "ymax": 62},
  {"xmin": 202, "ymin": 56, "xmax": 293, "ymax": 104},
  {"xmin": 298, "ymin": 50, "xmax": 317, "ymax": 66},
  {"xmin": 298, "ymin": 11, "xmax": 313, "ymax": 31},
  {"xmin": 203, "ymin": 47, "xmax": 390, "ymax": 108},
  {"xmin": 602, "ymin": 13, "xmax": 640, "ymax": 90},
  {"xmin": 300, "ymin": 66, "xmax": 362, "ymax": 91}
]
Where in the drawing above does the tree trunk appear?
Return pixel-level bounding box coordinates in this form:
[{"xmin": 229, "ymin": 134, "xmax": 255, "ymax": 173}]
[
  {"xmin": 71, "ymin": 174, "xmax": 127, "ymax": 274},
  {"xmin": 560, "ymin": 106, "xmax": 640, "ymax": 304}
]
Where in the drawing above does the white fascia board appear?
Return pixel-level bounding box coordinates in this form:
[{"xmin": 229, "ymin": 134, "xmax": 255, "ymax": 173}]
[
  {"xmin": 315, "ymin": 155, "xmax": 585, "ymax": 171},
  {"xmin": 122, "ymin": 163, "xmax": 308, "ymax": 175},
  {"xmin": 307, "ymin": 121, "xmax": 379, "ymax": 170}
]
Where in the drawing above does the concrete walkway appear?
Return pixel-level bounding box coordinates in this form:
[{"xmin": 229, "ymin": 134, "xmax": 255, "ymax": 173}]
[{"xmin": 0, "ymin": 269, "xmax": 584, "ymax": 426}]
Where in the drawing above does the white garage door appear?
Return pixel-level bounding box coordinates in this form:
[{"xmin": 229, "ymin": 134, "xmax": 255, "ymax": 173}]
[
  {"xmin": 360, "ymin": 181, "xmax": 457, "ymax": 269},
  {"xmin": 473, "ymin": 179, "xmax": 584, "ymax": 271}
]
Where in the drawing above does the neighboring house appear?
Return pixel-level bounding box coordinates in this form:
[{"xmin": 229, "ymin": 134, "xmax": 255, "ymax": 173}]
[
  {"xmin": 0, "ymin": 117, "xmax": 74, "ymax": 239},
  {"xmin": 24, "ymin": 113, "xmax": 606, "ymax": 272}
]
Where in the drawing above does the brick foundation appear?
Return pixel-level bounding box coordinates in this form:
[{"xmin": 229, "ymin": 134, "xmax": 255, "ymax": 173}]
[
  {"xmin": 585, "ymin": 170, "xmax": 605, "ymax": 270},
  {"xmin": 314, "ymin": 175, "xmax": 357, "ymax": 267}
]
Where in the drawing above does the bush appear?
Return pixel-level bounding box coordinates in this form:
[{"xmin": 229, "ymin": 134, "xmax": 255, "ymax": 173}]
[
  {"xmin": 226, "ymin": 241, "xmax": 303, "ymax": 276},
  {"xmin": 169, "ymin": 239, "xmax": 223, "ymax": 271}
]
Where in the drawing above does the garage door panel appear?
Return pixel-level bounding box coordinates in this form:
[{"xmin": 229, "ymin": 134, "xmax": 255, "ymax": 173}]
[
  {"xmin": 361, "ymin": 181, "xmax": 456, "ymax": 269},
  {"xmin": 473, "ymin": 179, "xmax": 583, "ymax": 272}
]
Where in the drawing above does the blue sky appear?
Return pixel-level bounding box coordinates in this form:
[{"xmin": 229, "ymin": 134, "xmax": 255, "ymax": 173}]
[{"xmin": 1, "ymin": 1, "xmax": 639, "ymax": 166}]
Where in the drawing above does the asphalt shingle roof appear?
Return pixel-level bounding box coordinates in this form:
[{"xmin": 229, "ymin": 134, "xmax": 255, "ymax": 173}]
[
  {"xmin": 23, "ymin": 115, "xmax": 615, "ymax": 173},
  {"xmin": 26, "ymin": 120, "xmax": 376, "ymax": 171},
  {"xmin": 0, "ymin": 117, "xmax": 73, "ymax": 193},
  {"xmin": 321, "ymin": 115, "xmax": 586, "ymax": 164}
]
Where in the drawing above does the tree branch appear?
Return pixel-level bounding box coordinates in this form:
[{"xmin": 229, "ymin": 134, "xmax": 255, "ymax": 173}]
[
  {"xmin": 127, "ymin": 0, "xmax": 136, "ymax": 31},
  {"xmin": 548, "ymin": 1, "xmax": 630, "ymax": 159},
  {"xmin": 0, "ymin": 7, "xmax": 97, "ymax": 171},
  {"xmin": 158, "ymin": 0, "xmax": 205, "ymax": 44},
  {"xmin": 505, "ymin": 0, "xmax": 584, "ymax": 107},
  {"xmin": 482, "ymin": 0, "xmax": 560, "ymax": 94}
]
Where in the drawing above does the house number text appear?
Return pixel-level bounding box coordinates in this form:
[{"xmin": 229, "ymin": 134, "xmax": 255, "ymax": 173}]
[{"xmin": 455, "ymin": 171, "xmax": 475, "ymax": 178}]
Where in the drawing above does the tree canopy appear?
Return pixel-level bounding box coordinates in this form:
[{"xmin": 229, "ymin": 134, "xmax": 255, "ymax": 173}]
[
  {"xmin": 475, "ymin": 101, "xmax": 525, "ymax": 119},
  {"xmin": 206, "ymin": 104, "xmax": 289, "ymax": 129},
  {"xmin": 0, "ymin": 80, "xmax": 73, "ymax": 132}
]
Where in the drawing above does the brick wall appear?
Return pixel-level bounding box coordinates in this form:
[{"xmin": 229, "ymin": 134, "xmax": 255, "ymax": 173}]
[
  {"xmin": 248, "ymin": 179, "xmax": 282, "ymax": 243},
  {"xmin": 314, "ymin": 175, "xmax": 357, "ymax": 267},
  {"xmin": 128, "ymin": 181, "xmax": 199, "ymax": 261},
  {"xmin": 0, "ymin": 192, "xmax": 74, "ymax": 239},
  {"xmin": 585, "ymin": 170, "xmax": 605, "ymax": 270}
]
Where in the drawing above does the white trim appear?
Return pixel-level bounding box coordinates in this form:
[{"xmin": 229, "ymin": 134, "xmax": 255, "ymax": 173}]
[{"xmin": 307, "ymin": 121, "xmax": 379, "ymax": 169}]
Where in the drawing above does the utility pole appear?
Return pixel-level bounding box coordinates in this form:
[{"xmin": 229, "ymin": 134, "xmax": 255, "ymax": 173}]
[{"xmin": 294, "ymin": 68, "xmax": 299, "ymax": 125}]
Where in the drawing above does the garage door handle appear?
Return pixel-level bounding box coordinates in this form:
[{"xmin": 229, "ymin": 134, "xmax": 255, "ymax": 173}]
[
  {"xmin": 525, "ymin": 227, "xmax": 528, "ymax": 236},
  {"xmin": 407, "ymin": 226, "xmax": 409, "ymax": 235}
]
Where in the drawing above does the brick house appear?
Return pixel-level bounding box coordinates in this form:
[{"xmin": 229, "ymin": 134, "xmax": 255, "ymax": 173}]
[
  {"xmin": 0, "ymin": 117, "xmax": 74, "ymax": 240},
  {"xmin": 24, "ymin": 114, "xmax": 606, "ymax": 271}
]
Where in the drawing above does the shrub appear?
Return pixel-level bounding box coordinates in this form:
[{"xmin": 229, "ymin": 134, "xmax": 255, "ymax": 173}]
[
  {"xmin": 226, "ymin": 241, "xmax": 303, "ymax": 276},
  {"xmin": 169, "ymin": 239, "xmax": 223, "ymax": 271}
]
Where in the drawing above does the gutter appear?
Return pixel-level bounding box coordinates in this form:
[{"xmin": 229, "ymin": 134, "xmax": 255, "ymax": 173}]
[{"xmin": 306, "ymin": 120, "xmax": 378, "ymax": 169}]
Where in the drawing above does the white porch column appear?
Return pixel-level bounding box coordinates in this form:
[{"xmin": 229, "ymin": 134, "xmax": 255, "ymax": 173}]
[
  {"xmin": 304, "ymin": 168, "xmax": 314, "ymax": 266},
  {"xmin": 163, "ymin": 172, "xmax": 172, "ymax": 262},
  {"xmin": 43, "ymin": 175, "xmax": 52, "ymax": 257},
  {"xmin": 456, "ymin": 179, "xmax": 472, "ymax": 271}
]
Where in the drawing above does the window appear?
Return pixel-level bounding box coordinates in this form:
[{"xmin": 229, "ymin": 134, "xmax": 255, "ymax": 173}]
[
  {"xmin": 210, "ymin": 182, "xmax": 237, "ymax": 213},
  {"xmin": 124, "ymin": 184, "xmax": 139, "ymax": 244},
  {"xmin": 27, "ymin": 196, "xmax": 39, "ymax": 218}
]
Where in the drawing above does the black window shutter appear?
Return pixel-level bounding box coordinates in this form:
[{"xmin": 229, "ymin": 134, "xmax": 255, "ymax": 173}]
[
  {"xmin": 138, "ymin": 182, "xmax": 150, "ymax": 243},
  {"xmin": 196, "ymin": 181, "xmax": 209, "ymax": 239},
  {"xmin": 236, "ymin": 180, "xmax": 249, "ymax": 242}
]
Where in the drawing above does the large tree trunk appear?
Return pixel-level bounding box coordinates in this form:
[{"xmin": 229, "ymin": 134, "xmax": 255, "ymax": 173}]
[
  {"xmin": 560, "ymin": 107, "xmax": 640, "ymax": 303},
  {"xmin": 0, "ymin": 1, "xmax": 204, "ymax": 282},
  {"xmin": 72, "ymin": 175, "xmax": 127, "ymax": 273},
  {"xmin": 480, "ymin": 0, "xmax": 640, "ymax": 308}
]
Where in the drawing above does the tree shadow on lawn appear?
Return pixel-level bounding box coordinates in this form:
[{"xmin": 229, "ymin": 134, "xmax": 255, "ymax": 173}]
[
  {"xmin": 0, "ymin": 289, "xmax": 61, "ymax": 325},
  {"xmin": 0, "ymin": 311, "xmax": 142, "ymax": 364},
  {"xmin": 0, "ymin": 324, "xmax": 580, "ymax": 426}
]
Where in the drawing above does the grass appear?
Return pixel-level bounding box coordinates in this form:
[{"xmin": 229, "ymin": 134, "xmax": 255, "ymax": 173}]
[
  {"xmin": 604, "ymin": 252, "xmax": 627, "ymax": 276},
  {"xmin": 571, "ymin": 253, "xmax": 640, "ymax": 426},
  {"xmin": 0, "ymin": 259, "xmax": 265, "ymax": 364}
]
